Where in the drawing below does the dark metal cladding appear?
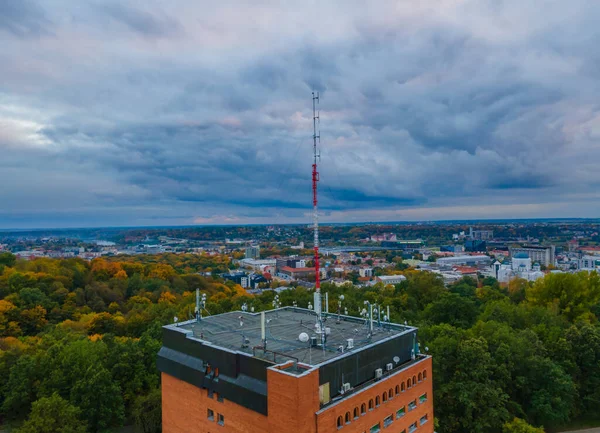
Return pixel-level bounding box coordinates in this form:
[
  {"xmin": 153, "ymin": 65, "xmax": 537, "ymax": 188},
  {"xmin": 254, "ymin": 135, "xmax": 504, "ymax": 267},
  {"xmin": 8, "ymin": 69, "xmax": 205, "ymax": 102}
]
[
  {"xmin": 157, "ymin": 326, "xmax": 270, "ymax": 415},
  {"xmin": 319, "ymin": 330, "xmax": 416, "ymax": 399}
]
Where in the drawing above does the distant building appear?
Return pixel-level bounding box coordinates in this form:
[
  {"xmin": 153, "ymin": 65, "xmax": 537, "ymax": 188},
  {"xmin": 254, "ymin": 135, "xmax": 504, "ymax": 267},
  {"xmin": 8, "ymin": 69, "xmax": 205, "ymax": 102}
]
[
  {"xmin": 437, "ymin": 255, "xmax": 492, "ymax": 266},
  {"xmin": 370, "ymin": 233, "xmax": 397, "ymax": 242},
  {"xmin": 245, "ymin": 245, "xmax": 261, "ymax": 260},
  {"xmin": 465, "ymin": 240, "xmax": 486, "ymax": 252},
  {"xmin": 469, "ymin": 227, "xmax": 494, "ymax": 240},
  {"xmin": 376, "ymin": 275, "xmax": 407, "ymax": 285},
  {"xmin": 579, "ymin": 255, "xmax": 600, "ymax": 271},
  {"xmin": 280, "ymin": 266, "xmax": 316, "ymax": 279},
  {"xmin": 240, "ymin": 258, "xmax": 277, "ymax": 270},
  {"xmin": 509, "ymin": 245, "xmax": 555, "ymax": 267},
  {"xmin": 359, "ymin": 267, "xmax": 373, "ymax": 278},
  {"xmin": 440, "ymin": 245, "xmax": 465, "ymax": 253},
  {"xmin": 496, "ymin": 253, "xmax": 544, "ymax": 282}
]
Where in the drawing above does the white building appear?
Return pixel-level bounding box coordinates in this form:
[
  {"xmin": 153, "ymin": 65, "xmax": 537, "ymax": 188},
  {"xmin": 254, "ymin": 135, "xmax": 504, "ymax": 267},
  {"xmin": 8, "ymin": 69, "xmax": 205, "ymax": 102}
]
[
  {"xmin": 239, "ymin": 258, "xmax": 277, "ymax": 270},
  {"xmin": 579, "ymin": 255, "xmax": 600, "ymax": 271},
  {"xmin": 496, "ymin": 253, "xmax": 544, "ymax": 282},
  {"xmin": 376, "ymin": 275, "xmax": 407, "ymax": 285},
  {"xmin": 359, "ymin": 267, "xmax": 373, "ymax": 278},
  {"xmin": 509, "ymin": 245, "xmax": 555, "ymax": 267},
  {"xmin": 437, "ymin": 255, "xmax": 492, "ymax": 266}
]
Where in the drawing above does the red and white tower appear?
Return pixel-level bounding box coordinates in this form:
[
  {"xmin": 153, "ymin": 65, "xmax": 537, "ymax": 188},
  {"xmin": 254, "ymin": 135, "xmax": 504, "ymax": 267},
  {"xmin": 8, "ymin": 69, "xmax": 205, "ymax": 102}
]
[{"xmin": 311, "ymin": 92, "xmax": 322, "ymax": 316}]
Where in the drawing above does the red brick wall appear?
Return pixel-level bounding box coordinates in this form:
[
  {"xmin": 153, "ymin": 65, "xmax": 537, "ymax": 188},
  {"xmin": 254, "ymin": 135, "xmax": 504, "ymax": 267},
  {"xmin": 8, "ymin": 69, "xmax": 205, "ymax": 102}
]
[
  {"xmin": 316, "ymin": 357, "xmax": 434, "ymax": 433},
  {"xmin": 162, "ymin": 372, "xmax": 268, "ymax": 433},
  {"xmin": 267, "ymin": 368, "xmax": 321, "ymax": 433}
]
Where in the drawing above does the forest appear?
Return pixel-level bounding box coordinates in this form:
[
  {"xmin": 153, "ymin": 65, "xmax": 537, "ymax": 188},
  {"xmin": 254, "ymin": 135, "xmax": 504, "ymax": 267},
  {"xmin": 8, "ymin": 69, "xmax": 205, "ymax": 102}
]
[{"xmin": 1, "ymin": 251, "xmax": 599, "ymax": 433}]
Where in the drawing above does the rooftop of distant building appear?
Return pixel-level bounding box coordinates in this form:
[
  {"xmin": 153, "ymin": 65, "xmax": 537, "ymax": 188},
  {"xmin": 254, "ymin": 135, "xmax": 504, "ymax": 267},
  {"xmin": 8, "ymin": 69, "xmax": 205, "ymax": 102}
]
[{"xmin": 168, "ymin": 307, "xmax": 415, "ymax": 367}]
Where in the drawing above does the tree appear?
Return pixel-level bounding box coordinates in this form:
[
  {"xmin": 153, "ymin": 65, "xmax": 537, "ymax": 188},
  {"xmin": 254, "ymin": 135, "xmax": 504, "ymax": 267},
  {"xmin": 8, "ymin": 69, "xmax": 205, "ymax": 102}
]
[
  {"xmin": 502, "ymin": 418, "xmax": 544, "ymax": 433},
  {"xmin": 0, "ymin": 252, "xmax": 16, "ymax": 267},
  {"xmin": 424, "ymin": 293, "xmax": 479, "ymax": 328},
  {"xmin": 16, "ymin": 393, "xmax": 87, "ymax": 433},
  {"xmin": 70, "ymin": 367, "xmax": 125, "ymax": 432},
  {"xmin": 132, "ymin": 388, "xmax": 162, "ymax": 433}
]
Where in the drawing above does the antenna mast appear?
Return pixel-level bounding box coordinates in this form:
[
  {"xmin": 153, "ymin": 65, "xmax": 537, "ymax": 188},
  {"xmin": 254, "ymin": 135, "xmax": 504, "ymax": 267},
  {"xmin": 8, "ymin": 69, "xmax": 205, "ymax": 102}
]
[{"xmin": 311, "ymin": 92, "xmax": 322, "ymax": 316}]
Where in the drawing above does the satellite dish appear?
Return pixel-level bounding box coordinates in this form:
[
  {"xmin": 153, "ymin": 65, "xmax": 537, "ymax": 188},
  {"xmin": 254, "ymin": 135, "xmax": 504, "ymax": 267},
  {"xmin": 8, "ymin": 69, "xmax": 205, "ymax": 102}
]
[
  {"xmin": 299, "ymin": 332, "xmax": 310, "ymax": 343},
  {"xmin": 393, "ymin": 356, "xmax": 400, "ymax": 364}
]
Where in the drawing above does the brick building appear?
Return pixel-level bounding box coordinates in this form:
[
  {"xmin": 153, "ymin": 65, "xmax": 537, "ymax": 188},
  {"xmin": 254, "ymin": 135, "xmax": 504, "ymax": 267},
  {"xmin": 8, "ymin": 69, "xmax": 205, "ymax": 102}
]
[{"xmin": 158, "ymin": 307, "xmax": 434, "ymax": 433}]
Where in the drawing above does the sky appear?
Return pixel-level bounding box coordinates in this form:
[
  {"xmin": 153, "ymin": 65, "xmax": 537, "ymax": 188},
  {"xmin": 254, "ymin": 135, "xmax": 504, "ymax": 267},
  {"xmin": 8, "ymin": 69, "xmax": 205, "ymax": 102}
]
[{"xmin": 1, "ymin": 0, "xmax": 600, "ymax": 228}]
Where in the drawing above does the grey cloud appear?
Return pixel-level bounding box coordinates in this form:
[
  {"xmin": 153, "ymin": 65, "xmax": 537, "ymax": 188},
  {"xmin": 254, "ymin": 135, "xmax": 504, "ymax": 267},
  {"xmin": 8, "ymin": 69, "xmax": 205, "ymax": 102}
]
[
  {"xmin": 0, "ymin": 0, "xmax": 52, "ymax": 38},
  {"xmin": 2, "ymin": 1, "xmax": 600, "ymax": 227}
]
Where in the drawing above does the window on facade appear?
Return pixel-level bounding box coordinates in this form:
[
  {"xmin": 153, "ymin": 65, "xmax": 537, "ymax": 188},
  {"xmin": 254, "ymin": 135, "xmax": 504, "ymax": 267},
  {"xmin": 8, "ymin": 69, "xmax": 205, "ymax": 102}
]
[
  {"xmin": 406, "ymin": 380, "xmax": 411, "ymax": 389},
  {"xmin": 370, "ymin": 422, "xmax": 381, "ymax": 433},
  {"xmin": 388, "ymin": 388, "xmax": 393, "ymax": 399},
  {"xmin": 208, "ymin": 389, "xmax": 214, "ymax": 399},
  {"xmin": 395, "ymin": 385, "xmax": 400, "ymax": 395},
  {"xmin": 382, "ymin": 392, "xmax": 387, "ymax": 403},
  {"xmin": 375, "ymin": 396, "xmax": 380, "ymax": 406},
  {"xmin": 401, "ymin": 382, "xmax": 406, "ymax": 392},
  {"xmin": 408, "ymin": 400, "xmax": 417, "ymax": 411},
  {"xmin": 419, "ymin": 393, "xmax": 427, "ymax": 404},
  {"xmin": 418, "ymin": 372, "xmax": 422, "ymax": 382},
  {"xmin": 409, "ymin": 422, "xmax": 417, "ymax": 433},
  {"xmin": 337, "ymin": 416, "xmax": 343, "ymax": 428},
  {"xmin": 420, "ymin": 414, "xmax": 428, "ymax": 425},
  {"xmin": 361, "ymin": 403, "xmax": 366, "ymax": 415},
  {"xmin": 207, "ymin": 409, "xmax": 214, "ymax": 421},
  {"xmin": 412, "ymin": 376, "xmax": 416, "ymax": 386},
  {"xmin": 396, "ymin": 407, "xmax": 406, "ymax": 419},
  {"xmin": 423, "ymin": 370, "xmax": 427, "ymax": 380},
  {"xmin": 217, "ymin": 413, "xmax": 224, "ymax": 426},
  {"xmin": 384, "ymin": 415, "xmax": 393, "ymax": 428},
  {"xmin": 345, "ymin": 412, "xmax": 351, "ymax": 424},
  {"xmin": 354, "ymin": 407, "xmax": 359, "ymax": 419},
  {"xmin": 369, "ymin": 399, "xmax": 374, "ymax": 410}
]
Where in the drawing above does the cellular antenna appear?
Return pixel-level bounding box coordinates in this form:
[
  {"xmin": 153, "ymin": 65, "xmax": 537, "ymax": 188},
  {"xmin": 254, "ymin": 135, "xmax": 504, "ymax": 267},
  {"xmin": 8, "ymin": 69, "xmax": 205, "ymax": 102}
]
[{"xmin": 311, "ymin": 91, "xmax": 323, "ymax": 319}]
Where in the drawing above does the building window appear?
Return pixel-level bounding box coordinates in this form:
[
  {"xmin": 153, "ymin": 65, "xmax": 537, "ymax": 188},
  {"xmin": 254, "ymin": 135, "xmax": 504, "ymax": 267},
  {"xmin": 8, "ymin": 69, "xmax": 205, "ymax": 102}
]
[
  {"xmin": 217, "ymin": 413, "xmax": 224, "ymax": 426},
  {"xmin": 419, "ymin": 393, "xmax": 427, "ymax": 404},
  {"xmin": 375, "ymin": 396, "xmax": 380, "ymax": 406},
  {"xmin": 406, "ymin": 380, "xmax": 411, "ymax": 389},
  {"xmin": 384, "ymin": 415, "xmax": 393, "ymax": 428},
  {"xmin": 420, "ymin": 414, "xmax": 428, "ymax": 425},
  {"xmin": 388, "ymin": 388, "xmax": 393, "ymax": 399},
  {"xmin": 361, "ymin": 403, "xmax": 366, "ymax": 415},
  {"xmin": 345, "ymin": 412, "xmax": 351, "ymax": 424},
  {"xmin": 369, "ymin": 399, "xmax": 374, "ymax": 410},
  {"xmin": 395, "ymin": 385, "xmax": 400, "ymax": 395},
  {"xmin": 370, "ymin": 422, "xmax": 381, "ymax": 433},
  {"xmin": 423, "ymin": 370, "xmax": 427, "ymax": 380},
  {"xmin": 412, "ymin": 376, "xmax": 416, "ymax": 386},
  {"xmin": 401, "ymin": 382, "xmax": 405, "ymax": 392},
  {"xmin": 354, "ymin": 407, "xmax": 359, "ymax": 419},
  {"xmin": 418, "ymin": 372, "xmax": 422, "ymax": 382},
  {"xmin": 409, "ymin": 422, "xmax": 417, "ymax": 433},
  {"xmin": 396, "ymin": 407, "xmax": 405, "ymax": 419},
  {"xmin": 216, "ymin": 392, "xmax": 224, "ymax": 402},
  {"xmin": 337, "ymin": 416, "xmax": 343, "ymax": 429},
  {"xmin": 208, "ymin": 389, "xmax": 214, "ymax": 399},
  {"xmin": 408, "ymin": 400, "xmax": 417, "ymax": 411},
  {"xmin": 382, "ymin": 392, "xmax": 388, "ymax": 403},
  {"xmin": 207, "ymin": 409, "xmax": 214, "ymax": 421}
]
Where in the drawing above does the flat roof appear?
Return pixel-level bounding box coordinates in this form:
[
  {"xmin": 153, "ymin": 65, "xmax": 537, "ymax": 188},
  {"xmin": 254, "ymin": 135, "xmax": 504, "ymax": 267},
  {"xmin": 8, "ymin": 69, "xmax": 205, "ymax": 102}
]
[{"xmin": 170, "ymin": 307, "xmax": 415, "ymax": 367}]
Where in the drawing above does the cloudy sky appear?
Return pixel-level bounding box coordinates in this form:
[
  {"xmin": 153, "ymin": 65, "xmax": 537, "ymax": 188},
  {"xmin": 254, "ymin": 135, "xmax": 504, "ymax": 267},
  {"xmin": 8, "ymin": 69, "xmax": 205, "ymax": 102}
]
[{"xmin": 1, "ymin": 0, "xmax": 600, "ymax": 228}]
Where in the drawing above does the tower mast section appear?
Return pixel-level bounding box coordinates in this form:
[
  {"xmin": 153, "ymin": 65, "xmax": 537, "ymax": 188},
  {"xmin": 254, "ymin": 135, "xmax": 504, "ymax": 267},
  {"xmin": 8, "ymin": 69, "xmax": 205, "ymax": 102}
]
[{"xmin": 312, "ymin": 92, "xmax": 321, "ymax": 293}]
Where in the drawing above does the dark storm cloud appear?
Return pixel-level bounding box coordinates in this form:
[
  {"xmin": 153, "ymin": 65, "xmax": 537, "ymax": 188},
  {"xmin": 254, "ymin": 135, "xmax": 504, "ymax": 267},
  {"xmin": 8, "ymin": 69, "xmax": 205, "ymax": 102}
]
[{"xmin": 2, "ymin": 0, "xmax": 600, "ymax": 227}]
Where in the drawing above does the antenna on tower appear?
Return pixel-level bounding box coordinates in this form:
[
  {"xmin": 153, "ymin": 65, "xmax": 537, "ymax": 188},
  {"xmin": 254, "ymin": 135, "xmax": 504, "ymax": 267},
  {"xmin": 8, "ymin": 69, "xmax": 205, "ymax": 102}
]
[{"xmin": 311, "ymin": 91, "xmax": 325, "ymax": 348}]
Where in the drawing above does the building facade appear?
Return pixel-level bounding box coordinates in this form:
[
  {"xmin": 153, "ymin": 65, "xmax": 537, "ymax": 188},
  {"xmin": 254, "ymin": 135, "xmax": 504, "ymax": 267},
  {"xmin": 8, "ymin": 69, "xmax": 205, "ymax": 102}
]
[
  {"xmin": 158, "ymin": 308, "xmax": 434, "ymax": 433},
  {"xmin": 509, "ymin": 245, "xmax": 555, "ymax": 267},
  {"xmin": 245, "ymin": 246, "xmax": 261, "ymax": 260}
]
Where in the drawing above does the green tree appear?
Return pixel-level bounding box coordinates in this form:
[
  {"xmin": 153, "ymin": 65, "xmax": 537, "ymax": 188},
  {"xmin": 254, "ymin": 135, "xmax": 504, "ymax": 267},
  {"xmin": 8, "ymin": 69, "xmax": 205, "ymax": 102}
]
[
  {"xmin": 16, "ymin": 393, "xmax": 87, "ymax": 433},
  {"xmin": 132, "ymin": 388, "xmax": 162, "ymax": 433},
  {"xmin": 424, "ymin": 293, "xmax": 478, "ymax": 328},
  {"xmin": 70, "ymin": 367, "xmax": 125, "ymax": 433},
  {"xmin": 0, "ymin": 252, "xmax": 16, "ymax": 267},
  {"xmin": 502, "ymin": 417, "xmax": 544, "ymax": 433}
]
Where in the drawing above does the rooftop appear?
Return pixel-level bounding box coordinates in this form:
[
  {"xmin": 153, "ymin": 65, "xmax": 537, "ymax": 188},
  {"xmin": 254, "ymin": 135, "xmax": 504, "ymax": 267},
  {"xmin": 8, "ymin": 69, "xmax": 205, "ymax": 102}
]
[{"xmin": 170, "ymin": 307, "xmax": 414, "ymax": 367}]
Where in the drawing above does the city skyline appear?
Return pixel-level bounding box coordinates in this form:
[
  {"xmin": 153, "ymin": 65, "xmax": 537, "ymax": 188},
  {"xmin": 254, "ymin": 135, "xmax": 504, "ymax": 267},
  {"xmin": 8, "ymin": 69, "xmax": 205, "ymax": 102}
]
[{"xmin": 3, "ymin": 0, "xmax": 600, "ymax": 228}]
